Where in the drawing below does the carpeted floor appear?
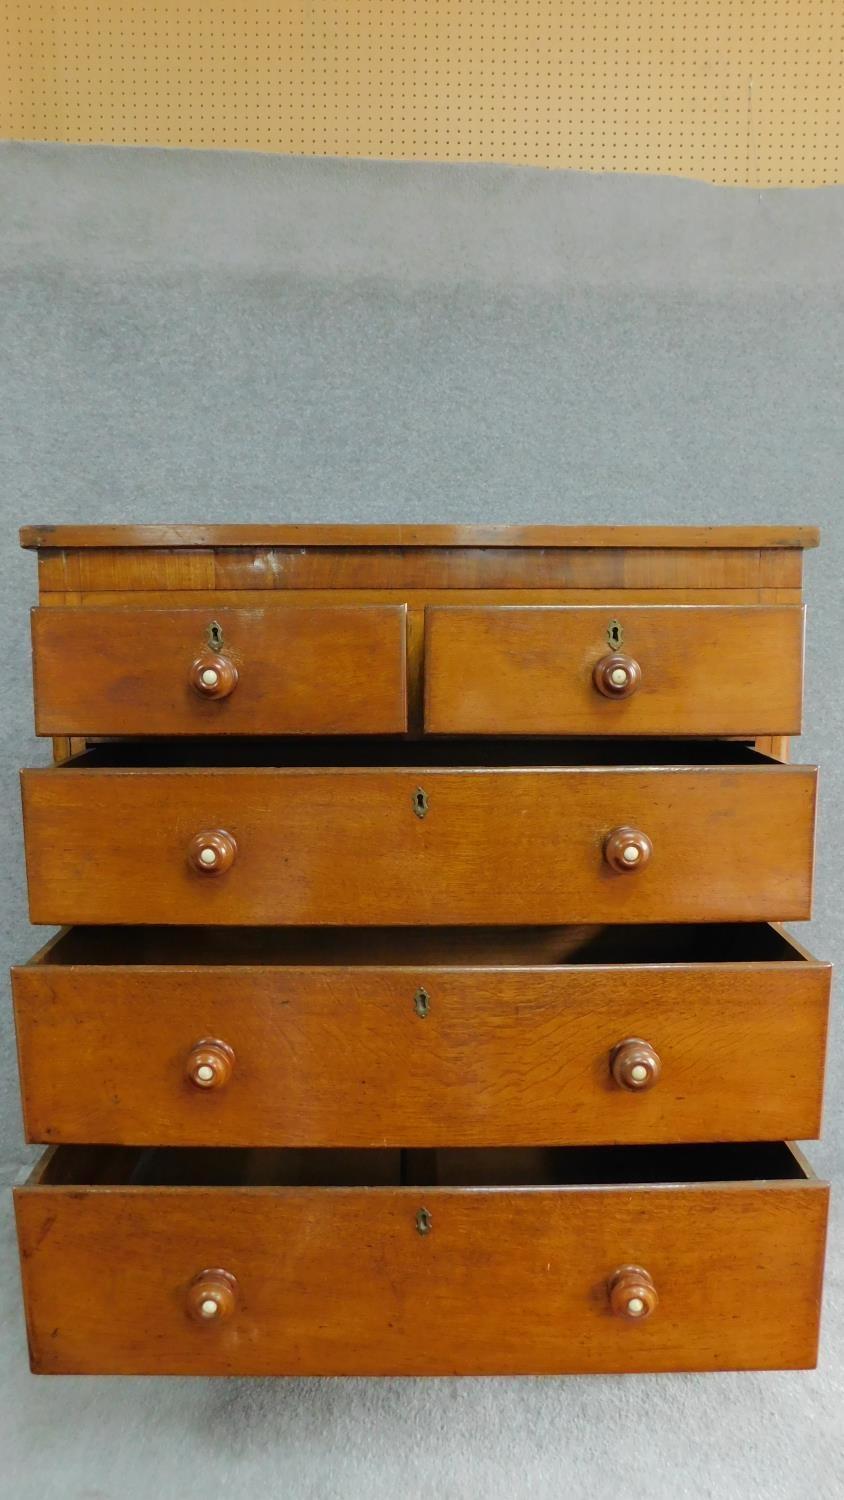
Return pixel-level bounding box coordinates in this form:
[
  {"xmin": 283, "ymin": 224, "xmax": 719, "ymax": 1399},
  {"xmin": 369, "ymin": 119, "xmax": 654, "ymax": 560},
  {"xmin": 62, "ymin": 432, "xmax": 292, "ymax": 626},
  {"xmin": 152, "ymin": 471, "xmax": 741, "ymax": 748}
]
[{"xmin": 0, "ymin": 142, "xmax": 842, "ymax": 1499}]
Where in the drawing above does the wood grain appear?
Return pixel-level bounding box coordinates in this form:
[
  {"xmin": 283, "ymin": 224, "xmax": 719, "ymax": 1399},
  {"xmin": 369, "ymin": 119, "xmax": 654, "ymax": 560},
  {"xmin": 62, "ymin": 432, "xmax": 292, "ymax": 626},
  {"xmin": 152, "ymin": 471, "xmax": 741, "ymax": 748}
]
[
  {"xmin": 31, "ymin": 604, "xmax": 408, "ymax": 735},
  {"xmin": 36, "ymin": 586, "xmax": 806, "ymax": 608},
  {"xmin": 15, "ymin": 1144, "xmax": 828, "ymax": 1375},
  {"xmin": 20, "ymin": 757, "xmax": 818, "ymax": 925},
  {"xmin": 12, "ymin": 940, "xmax": 830, "ymax": 1147},
  {"xmin": 425, "ymin": 604, "xmax": 805, "ymax": 736},
  {"xmin": 38, "ymin": 548, "xmax": 216, "ymax": 592},
  {"xmin": 34, "ymin": 546, "xmax": 804, "ymax": 594},
  {"xmin": 20, "ymin": 524, "xmax": 820, "ymax": 550}
]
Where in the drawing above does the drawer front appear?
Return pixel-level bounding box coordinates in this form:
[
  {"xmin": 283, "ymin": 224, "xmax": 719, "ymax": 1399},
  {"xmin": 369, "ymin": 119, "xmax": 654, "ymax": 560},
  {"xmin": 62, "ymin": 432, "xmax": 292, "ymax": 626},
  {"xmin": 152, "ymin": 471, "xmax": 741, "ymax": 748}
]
[
  {"xmin": 16, "ymin": 1148, "xmax": 827, "ymax": 1375},
  {"xmin": 31, "ymin": 605, "xmax": 408, "ymax": 735},
  {"xmin": 13, "ymin": 956, "xmax": 830, "ymax": 1148},
  {"xmin": 424, "ymin": 605, "xmax": 805, "ymax": 735},
  {"xmin": 21, "ymin": 763, "xmax": 817, "ymax": 925}
]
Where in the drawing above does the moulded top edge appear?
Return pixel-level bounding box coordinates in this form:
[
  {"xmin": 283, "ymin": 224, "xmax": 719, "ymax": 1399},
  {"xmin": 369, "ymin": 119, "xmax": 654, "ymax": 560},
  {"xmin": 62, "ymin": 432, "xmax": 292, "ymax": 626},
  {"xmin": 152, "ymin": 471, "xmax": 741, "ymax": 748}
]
[{"xmin": 19, "ymin": 524, "xmax": 821, "ymax": 551}]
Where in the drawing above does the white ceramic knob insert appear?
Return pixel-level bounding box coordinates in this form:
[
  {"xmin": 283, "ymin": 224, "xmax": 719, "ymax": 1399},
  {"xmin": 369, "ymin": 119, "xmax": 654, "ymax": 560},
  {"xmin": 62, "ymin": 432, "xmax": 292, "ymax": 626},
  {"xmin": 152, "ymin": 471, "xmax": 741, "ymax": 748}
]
[
  {"xmin": 196, "ymin": 1064, "xmax": 215, "ymax": 1083},
  {"xmin": 626, "ymin": 1297, "xmax": 645, "ymax": 1317},
  {"xmin": 622, "ymin": 845, "xmax": 640, "ymax": 863},
  {"xmin": 199, "ymin": 847, "xmax": 217, "ymax": 866},
  {"xmin": 630, "ymin": 1063, "xmax": 648, "ymax": 1083},
  {"xmin": 610, "ymin": 666, "xmax": 628, "ymax": 685},
  {"xmin": 200, "ymin": 1298, "xmax": 219, "ymax": 1319},
  {"xmin": 200, "ymin": 667, "xmax": 219, "ymax": 687}
]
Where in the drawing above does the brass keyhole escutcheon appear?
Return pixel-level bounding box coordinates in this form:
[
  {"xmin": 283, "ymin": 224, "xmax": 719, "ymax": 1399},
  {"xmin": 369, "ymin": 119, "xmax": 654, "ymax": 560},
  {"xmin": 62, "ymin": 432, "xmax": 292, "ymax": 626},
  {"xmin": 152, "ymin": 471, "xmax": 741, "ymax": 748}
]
[
  {"xmin": 207, "ymin": 620, "xmax": 224, "ymax": 651},
  {"xmin": 414, "ymin": 987, "xmax": 430, "ymax": 1018},
  {"xmin": 607, "ymin": 618, "xmax": 623, "ymax": 650},
  {"xmin": 416, "ymin": 1207, "xmax": 433, "ymax": 1236},
  {"xmin": 413, "ymin": 786, "xmax": 429, "ymax": 819}
]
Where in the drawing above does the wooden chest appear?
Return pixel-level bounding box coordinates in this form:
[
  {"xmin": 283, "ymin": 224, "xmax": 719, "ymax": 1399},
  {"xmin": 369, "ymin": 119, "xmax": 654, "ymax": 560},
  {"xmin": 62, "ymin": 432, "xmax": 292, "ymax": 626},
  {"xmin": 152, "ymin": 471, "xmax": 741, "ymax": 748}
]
[{"xmin": 12, "ymin": 523, "xmax": 830, "ymax": 1375}]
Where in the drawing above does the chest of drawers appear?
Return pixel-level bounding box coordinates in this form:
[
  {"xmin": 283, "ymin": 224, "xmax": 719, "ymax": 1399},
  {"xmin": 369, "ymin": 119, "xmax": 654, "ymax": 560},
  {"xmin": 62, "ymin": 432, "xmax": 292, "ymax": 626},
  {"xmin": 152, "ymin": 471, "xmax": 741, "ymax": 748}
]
[{"xmin": 12, "ymin": 523, "xmax": 830, "ymax": 1376}]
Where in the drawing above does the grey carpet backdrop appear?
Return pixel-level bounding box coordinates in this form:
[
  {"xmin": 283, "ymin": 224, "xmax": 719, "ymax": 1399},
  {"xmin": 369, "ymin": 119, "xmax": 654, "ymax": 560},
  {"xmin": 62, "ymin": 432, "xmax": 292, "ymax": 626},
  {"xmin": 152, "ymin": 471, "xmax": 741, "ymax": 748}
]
[{"xmin": 0, "ymin": 141, "xmax": 842, "ymax": 1499}]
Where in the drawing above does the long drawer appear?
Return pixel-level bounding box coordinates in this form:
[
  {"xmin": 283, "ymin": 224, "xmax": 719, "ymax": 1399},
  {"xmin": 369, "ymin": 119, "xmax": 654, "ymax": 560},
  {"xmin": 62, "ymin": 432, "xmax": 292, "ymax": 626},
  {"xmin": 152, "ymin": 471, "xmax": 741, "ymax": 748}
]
[
  {"xmin": 15, "ymin": 1142, "xmax": 827, "ymax": 1375},
  {"xmin": 20, "ymin": 740, "xmax": 817, "ymax": 926},
  {"xmin": 31, "ymin": 604, "xmax": 409, "ymax": 735},
  {"xmin": 424, "ymin": 604, "xmax": 806, "ymax": 736},
  {"xmin": 12, "ymin": 924, "xmax": 830, "ymax": 1148}
]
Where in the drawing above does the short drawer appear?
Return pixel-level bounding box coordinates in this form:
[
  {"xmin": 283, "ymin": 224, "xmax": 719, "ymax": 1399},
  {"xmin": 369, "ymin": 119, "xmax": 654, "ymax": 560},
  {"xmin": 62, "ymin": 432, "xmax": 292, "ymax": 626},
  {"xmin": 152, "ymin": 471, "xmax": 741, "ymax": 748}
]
[
  {"xmin": 20, "ymin": 740, "xmax": 817, "ymax": 925},
  {"xmin": 13, "ymin": 925, "xmax": 830, "ymax": 1148},
  {"xmin": 31, "ymin": 605, "xmax": 408, "ymax": 735},
  {"xmin": 424, "ymin": 605, "xmax": 805, "ymax": 735},
  {"xmin": 15, "ymin": 1142, "xmax": 827, "ymax": 1375}
]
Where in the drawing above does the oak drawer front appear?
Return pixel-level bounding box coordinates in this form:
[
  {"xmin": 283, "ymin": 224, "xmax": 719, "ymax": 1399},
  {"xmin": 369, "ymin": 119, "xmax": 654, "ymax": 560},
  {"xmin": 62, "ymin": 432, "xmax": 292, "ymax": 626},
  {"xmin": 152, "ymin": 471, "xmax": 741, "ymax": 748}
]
[
  {"xmin": 424, "ymin": 605, "xmax": 805, "ymax": 736},
  {"xmin": 13, "ymin": 927, "xmax": 830, "ymax": 1148},
  {"xmin": 15, "ymin": 1143, "xmax": 827, "ymax": 1375},
  {"xmin": 21, "ymin": 757, "xmax": 817, "ymax": 925},
  {"xmin": 31, "ymin": 605, "xmax": 408, "ymax": 735}
]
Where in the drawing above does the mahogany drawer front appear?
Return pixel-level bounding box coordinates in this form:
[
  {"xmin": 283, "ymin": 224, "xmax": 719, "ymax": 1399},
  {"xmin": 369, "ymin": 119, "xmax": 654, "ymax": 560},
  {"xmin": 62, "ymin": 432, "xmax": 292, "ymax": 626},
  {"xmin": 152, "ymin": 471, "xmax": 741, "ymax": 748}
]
[
  {"xmin": 424, "ymin": 605, "xmax": 805, "ymax": 736},
  {"xmin": 31, "ymin": 605, "xmax": 408, "ymax": 735},
  {"xmin": 21, "ymin": 748, "xmax": 817, "ymax": 925},
  {"xmin": 13, "ymin": 925, "xmax": 830, "ymax": 1149},
  {"xmin": 15, "ymin": 1142, "xmax": 827, "ymax": 1375}
]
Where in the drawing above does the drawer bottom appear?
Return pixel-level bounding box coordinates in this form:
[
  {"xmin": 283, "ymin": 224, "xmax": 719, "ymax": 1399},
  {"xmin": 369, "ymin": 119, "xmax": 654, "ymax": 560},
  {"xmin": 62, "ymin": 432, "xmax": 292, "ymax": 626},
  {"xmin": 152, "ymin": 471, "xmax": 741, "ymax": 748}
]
[{"xmin": 15, "ymin": 1142, "xmax": 827, "ymax": 1376}]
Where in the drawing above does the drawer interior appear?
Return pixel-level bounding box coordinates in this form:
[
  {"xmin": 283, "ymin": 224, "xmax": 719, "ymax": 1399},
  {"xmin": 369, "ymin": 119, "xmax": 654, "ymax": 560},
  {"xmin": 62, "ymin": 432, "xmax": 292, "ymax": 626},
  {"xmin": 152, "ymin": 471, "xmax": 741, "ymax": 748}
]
[
  {"xmin": 30, "ymin": 921, "xmax": 813, "ymax": 967},
  {"xmin": 31, "ymin": 1141, "xmax": 812, "ymax": 1189},
  {"xmin": 60, "ymin": 736, "xmax": 782, "ymax": 769}
]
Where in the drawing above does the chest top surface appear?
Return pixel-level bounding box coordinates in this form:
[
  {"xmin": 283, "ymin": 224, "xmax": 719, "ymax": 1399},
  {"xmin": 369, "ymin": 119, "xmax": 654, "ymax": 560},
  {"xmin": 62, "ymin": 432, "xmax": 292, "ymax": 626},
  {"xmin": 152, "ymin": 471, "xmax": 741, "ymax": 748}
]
[{"xmin": 20, "ymin": 523, "xmax": 820, "ymax": 550}]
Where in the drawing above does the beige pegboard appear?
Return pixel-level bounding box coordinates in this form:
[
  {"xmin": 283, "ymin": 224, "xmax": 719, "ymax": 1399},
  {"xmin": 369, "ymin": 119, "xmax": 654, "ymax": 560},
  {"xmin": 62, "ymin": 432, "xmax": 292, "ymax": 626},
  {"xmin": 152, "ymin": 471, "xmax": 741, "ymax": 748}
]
[{"xmin": 1, "ymin": 2, "xmax": 842, "ymax": 186}]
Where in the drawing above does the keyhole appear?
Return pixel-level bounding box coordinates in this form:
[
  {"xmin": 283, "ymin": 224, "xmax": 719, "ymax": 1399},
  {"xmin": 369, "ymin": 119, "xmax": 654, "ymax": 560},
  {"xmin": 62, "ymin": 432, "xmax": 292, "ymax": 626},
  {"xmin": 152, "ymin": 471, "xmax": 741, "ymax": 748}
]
[
  {"xmin": 414, "ymin": 987, "xmax": 430, "ymax": 1018},
  {"xmin": 413, "ymin": 787, "xmax": 428, "ymax": 819},
  {"xmin": 416, "ymin": 1207, "xmax": 433, "ymax": 1236},
  {"xmin": 607, "ymin": 619, "xmax": 623, "ymax": 650},
  {"xmin": 208, "ymin": 621, "xmax": 224, "ymax": 650}
]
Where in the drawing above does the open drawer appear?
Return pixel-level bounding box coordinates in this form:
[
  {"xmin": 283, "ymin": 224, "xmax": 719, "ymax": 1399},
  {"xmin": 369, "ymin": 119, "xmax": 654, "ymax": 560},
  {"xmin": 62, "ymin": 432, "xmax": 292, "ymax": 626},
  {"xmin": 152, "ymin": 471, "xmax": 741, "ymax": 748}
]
[
  {"xmin": 15, "ymin": 1141, "xmax": 828, "ymax": 1375},
  {"xmin": 12, "ymin": 924, "xmax": 830, "ymax": 1149},
  {"xmin": 20, "ymin": 739, "xmax": 818, "ymax": 925}
]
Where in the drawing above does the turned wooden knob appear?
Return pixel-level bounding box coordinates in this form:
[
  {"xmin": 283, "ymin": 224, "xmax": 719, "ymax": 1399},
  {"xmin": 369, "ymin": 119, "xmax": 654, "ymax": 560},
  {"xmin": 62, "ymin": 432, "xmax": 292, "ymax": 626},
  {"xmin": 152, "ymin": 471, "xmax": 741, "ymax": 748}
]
[
  {"xmin": 608, "ymin": 1265, "xmax": 658, "ymax": 1321},
  {"xmin": 187, "ymin": 828, "xmax": 237, "ymax": 875},
  {"xmin": 593, "ymin": 653, "xmax": 642, "ymax": 699},
  {"xmin": 189, "ymin": 652, "xmax": 238, "ymax": 700},
  {"xmin": 186, "ymin": 1038, "xmax": 235, "ymax": 1090},
  {"xmin": 604, "ymin": 826, "xmax": 652, "ymax": 872},
  {"xmin": 186, "ymin": 1268, "xmax": 239, "ymax": 1323},
  {"xmin": 610, "ymin": 1037, "xmax": 661, "ymax": 1091}
]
